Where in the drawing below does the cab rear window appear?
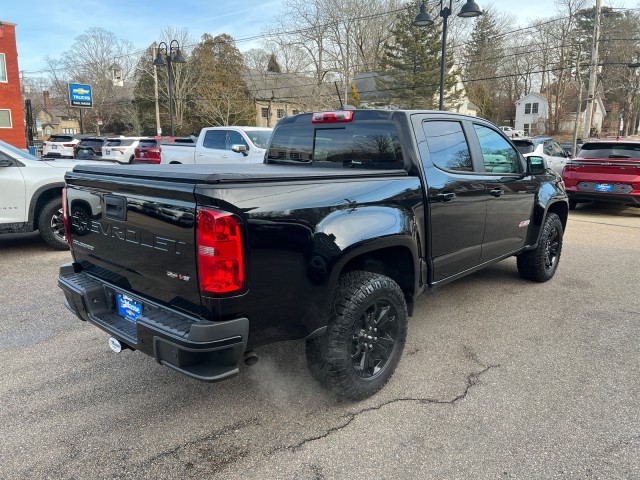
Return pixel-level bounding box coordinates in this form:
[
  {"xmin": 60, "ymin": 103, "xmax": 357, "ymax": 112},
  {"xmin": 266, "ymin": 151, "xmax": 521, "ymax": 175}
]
[
  {"xmin": 266, "ymin": 122, "xmax": 404, "ymax": 169},
  {"xmin": 577, "ymin": 142, "xmax": 640, "ymax": 159}
]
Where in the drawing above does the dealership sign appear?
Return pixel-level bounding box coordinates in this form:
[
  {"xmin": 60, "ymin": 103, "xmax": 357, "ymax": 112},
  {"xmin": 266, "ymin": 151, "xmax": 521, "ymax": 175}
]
[{"xmin": 68, "ymin": 83, "xmax": 93, "ymax": 108}]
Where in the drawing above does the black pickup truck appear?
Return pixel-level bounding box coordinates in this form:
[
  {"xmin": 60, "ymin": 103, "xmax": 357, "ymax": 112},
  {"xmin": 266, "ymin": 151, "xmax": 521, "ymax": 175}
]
[{"xmin": 58, "ymin": 110, "xmax": 568, "ymax": 400}]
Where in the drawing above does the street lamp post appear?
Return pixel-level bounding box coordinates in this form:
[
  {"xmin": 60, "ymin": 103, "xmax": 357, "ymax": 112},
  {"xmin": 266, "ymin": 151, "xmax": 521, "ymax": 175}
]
[
  {"xmin": 627, "ymin": 58, "xmax": 640, "ymax": 136},
  {"xmin": 413, "ymin": 0, "xmax": 482, "ymax": 111},
  {"xmin": 153, "ymin": 40, "xmax": 187, "ymax": 136}
]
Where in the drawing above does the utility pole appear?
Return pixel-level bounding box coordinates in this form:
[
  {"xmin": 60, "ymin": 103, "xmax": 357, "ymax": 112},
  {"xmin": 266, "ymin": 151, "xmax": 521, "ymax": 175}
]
[
  {"xmin": 152, "ymin": 43, "xmax": 161, "ymax": 136},
  {"xmin": 572, "ymin": 47, "xmax": 584, "ymax": 156},
  {"xmin": 582, "ymin": 0, "xmax": 602, "ymax": 140}
]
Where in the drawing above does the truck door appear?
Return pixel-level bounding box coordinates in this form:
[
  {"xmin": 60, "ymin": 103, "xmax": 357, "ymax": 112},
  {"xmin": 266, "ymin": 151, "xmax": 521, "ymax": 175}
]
[
  {"xmin": 469, "ymin": 123, "xmax": 538, "ymax": 261},
  {"xmin": 0, "ymin": 151, "xmax": 26, "ymax": 224},
  {"xmin": 416, "ymin": 118, "xmax": 487, "ymax": 282},
  {"xmin": 197, "ymin": 129, "xmax": 227, "ymax": 163}
]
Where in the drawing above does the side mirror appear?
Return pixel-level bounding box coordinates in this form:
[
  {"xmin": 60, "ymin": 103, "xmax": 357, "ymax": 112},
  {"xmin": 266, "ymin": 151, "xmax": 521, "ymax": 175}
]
[
  {"xmin": 231, "ymin": 144, "xmax": 249, "ymax": 156},
  {"xmin": 527, "ymin": 156, "xmax": 546, "ymax": 175},
  {"xmin": 0, "ymin": 159, "xmax": 13, "ymax": 167}
]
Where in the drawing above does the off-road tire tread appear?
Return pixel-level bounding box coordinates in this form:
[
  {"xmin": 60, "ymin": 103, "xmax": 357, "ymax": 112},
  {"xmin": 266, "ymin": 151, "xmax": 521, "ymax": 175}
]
[
  {"xmin": 517, "ymin": 212, "xmax": 563, "ymax": 282},
  {"xmin": 306, "ymin": 270, "xmax": 408, "ymax": 400}
]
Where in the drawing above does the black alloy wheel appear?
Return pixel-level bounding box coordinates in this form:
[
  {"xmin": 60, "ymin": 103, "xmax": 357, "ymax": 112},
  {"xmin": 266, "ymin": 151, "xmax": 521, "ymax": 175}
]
[
  {"xmin": 306, "ymin": 270, "xmax": 408, "ymax": 400},
  {"xmin": 38, "ymin": 197, "xmax": 69, "ymax": 250},
  {"xmin": 350, "ymin": 299, "xmax": 400, "ymax": 379}
]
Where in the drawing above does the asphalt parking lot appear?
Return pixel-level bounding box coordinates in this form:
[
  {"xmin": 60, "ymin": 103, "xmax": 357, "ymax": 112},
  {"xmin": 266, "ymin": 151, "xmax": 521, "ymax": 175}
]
[{"xmin": 1, "ymin": 203, "xmax": 639, "ymax": 479}]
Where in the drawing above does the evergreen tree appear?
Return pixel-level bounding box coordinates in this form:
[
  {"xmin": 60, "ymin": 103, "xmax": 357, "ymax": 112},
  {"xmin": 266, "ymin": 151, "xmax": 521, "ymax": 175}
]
[
  {"xmin": 267, "ymin": 54, "xmax": 282, "ymax": 73},
  {"xmin": 463, "ymin": 8, "xmax": 504, "ymax": 120},
  {"xmin": 376, "ymin": 3, "xmax": 460, "ymax": 110},
  {"xmin": 190, "ymin": 34, "xmax": 255, "ymax": 127}
]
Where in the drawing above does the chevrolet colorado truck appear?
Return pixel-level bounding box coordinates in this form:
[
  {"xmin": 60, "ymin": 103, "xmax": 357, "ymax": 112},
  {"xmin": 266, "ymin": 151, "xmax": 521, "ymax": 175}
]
[{"xmin": 58, "ymin": 110, "xmax": 568, "ymax": 399}]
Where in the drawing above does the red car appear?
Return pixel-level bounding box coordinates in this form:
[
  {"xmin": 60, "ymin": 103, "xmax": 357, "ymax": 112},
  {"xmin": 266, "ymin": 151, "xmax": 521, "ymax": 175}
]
[
  {"xmin": 133, "ymin": 136, "xmax": 195, "ymax": 164},
  {"xmin": 562, "ymin": 138, "xmax": 640, "ymax": 209}
]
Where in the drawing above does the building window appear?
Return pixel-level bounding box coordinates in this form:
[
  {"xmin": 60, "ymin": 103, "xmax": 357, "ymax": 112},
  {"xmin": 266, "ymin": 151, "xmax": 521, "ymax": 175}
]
[
  {"xmin": 532, "ymin": 103, "xmax": 539, "ymax": 114},
  {"xmin": 62, "ymin": 128, "xmax": 77, "ymax": 134},
  {"xmin": 524, "ymin": 103, "xmax": 531, "ymax": 115},
  {"xmin": 277, "ymin": 108, "xmax": 285, "ymax": 119},
  {"xmin": 0, "ymin": 53, "xmax": 7, "ymax": 82},
  {"xmin": 0, "ymin": 109, "xmax": 12, "ymax": 128},
  {"xmin": 261, "ymin": 107, "xmax": 269, "ymax": 118},
  {"xmin": 524, "ymin": 123, "xmax": 530, "ymax": 135}
]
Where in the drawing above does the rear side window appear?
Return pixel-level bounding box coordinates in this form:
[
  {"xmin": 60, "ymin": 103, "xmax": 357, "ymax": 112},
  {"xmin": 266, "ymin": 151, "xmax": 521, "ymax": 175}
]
[
  {"xmin": 577, "ymin": 142, "xmax": 640, "ymax": 159},
  {"xmin": 267, "ymin": 122, "xmax": 404, "ymax": 169},
  {"xmin": 423, "ymin": 121, "xmax": 472, "ymax": 172},
  {"xmin": 105, "ymin": 139, "xmax": 122, "ymax": 147},
  {"xmin": 49, "ymin": 135, "xmax": 74, "ymax": 143},
  {"xmin": 203, "ymin": 130, "xmax": 226, "ymax": 149}
]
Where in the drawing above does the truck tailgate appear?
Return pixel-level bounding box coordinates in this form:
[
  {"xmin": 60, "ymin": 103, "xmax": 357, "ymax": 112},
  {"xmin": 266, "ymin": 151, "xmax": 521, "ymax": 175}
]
[{"xmin": 65, "ymin": 171, "xmax": 202, "ymax": 315}]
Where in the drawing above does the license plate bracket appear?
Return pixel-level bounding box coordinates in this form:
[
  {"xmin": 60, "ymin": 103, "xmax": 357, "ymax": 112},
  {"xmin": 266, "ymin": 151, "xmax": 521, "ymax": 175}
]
[{"xmin": 116, "ymin": 293, "xmax": 142, "ymax": 322}]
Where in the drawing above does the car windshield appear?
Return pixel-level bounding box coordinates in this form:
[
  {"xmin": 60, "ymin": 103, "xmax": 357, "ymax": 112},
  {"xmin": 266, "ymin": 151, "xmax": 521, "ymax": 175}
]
[
  {"xmin": 577, "ymin": 142, "xmax": 640, "ymax": 159},
  {"xmin": 512, "ymin": 140, "xmax": 535, "ymax": 154},
  {"xmin": 245, "ymin": 130, "xmax": 272, "ymax": 149},
  {"xmin": 0, "ymin": 140, "xmax": 39, "ymax": 161}
]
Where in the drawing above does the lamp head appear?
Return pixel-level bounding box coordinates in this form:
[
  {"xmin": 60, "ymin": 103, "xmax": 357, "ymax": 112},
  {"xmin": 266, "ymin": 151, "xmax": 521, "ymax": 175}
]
[
  {"xmin": 412, "ymin": 2, "xmax": 434, "ymax": 27},
  {"xmin": 153, "ymin": 49, "xmax": 167, "ymax": 67},
  {"xmin": 171, "ymin": 48, "xmax": 187, "ymax": 64},
  {"xmin": 458, "ymin": 0, "xmax": 483, "ymax": 18}
]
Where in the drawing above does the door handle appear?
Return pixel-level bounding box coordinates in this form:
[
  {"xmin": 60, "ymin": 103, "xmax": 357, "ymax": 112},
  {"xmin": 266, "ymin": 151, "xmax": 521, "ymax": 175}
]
[
  {"xmin": 196, "ymin": 153, "xmax": 204, "ymax": 156},
  {"xmin": 489, "ymin": 188, "xmax": 504, "ymax": 197},
  {"xmin": 436, "ymin": 192, "xmax": 456, "ymax": 202},
  {"xmin": 221, "ymin": 155, "xmax": 229, "ymax": 158}
]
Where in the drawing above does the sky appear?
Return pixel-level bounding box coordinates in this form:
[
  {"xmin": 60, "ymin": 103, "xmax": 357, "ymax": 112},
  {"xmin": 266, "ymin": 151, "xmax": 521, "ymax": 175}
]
[{"xmin": 3, "ymin": 0, "xmax": 637, "ymax": 76}]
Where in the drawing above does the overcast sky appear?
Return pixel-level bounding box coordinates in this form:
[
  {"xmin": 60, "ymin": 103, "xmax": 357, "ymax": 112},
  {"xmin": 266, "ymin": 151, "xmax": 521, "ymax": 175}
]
[{"xmin": 3, "ymin": 0, "xmax": 637, "ymax": 74}]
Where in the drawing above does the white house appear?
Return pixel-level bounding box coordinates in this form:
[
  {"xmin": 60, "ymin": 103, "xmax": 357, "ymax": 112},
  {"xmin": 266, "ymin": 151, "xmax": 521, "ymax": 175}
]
[{"xmin": 514, "ymin": 92, "xmax": 606, "ymax": 136}]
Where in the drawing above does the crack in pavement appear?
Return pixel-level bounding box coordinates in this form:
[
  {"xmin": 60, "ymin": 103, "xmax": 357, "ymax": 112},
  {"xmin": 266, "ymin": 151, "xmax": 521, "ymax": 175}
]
[
  {"xmin": 275, "ymin": 350, "xmax": 499, "ymax": 453},
  {"xmin": 141, "ymin": 418, "xmax": 259, "ymax": 467}
]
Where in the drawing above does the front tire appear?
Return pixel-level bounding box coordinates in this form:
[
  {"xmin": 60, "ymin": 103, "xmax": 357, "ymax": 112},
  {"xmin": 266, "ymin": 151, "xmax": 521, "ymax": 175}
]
[
  {"xmin": 38, "ymin": 197, "xmax": 68, "ymax": 250},
  {"xmin": 306, "ymin": 271, "xmax": 408, "ymax": 400},
  {"xmin": 517, "ymin": 213, "xmax": 563, "ymax": 282}
]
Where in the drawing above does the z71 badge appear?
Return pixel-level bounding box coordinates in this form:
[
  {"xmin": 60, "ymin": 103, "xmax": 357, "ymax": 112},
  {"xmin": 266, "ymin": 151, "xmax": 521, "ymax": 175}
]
[{"xmin": 167, "ymin": 271, "xmax": 191, "ymax": 282}]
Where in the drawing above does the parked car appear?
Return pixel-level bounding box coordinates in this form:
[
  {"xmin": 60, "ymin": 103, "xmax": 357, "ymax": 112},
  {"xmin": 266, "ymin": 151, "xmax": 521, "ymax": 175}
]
[
  {"xmin": 0, "ymin": 139, "xmax": 114, "ymax": 249},
  {"xmin": 512, "ymin": 136, "xmax": 570, "ymax": 176},
  {"xmin": 42, "ymin": 134, "xmax": 85, "ymax": 159},
  {"xmin": 562, "ymin": 138, "xmax": 640, "ymax": 209},
  {"xmin": 102, "ymin": 137, "xmax": 150, "ymax": 164},
  {"xmin": 75, "ymin": 136, "xmax": 107, "ymax": 160},
  {"xmin": 499, "ymin": 126, "xmax": 525, "ymax": 138},
  {"xmin": 160, "ymin": 127, "xmax": 272, "ymax": 164},
  {"xmin": 132, "ymin": 137, "xmax": 195, "ymax": 165}
]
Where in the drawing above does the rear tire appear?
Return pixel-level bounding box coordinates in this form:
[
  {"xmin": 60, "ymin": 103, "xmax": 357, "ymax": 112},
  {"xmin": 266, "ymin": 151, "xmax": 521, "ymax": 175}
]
[
  {"xmin": 517, "ymin": 213, "xmax": 563, "ymax": 282},
  {"xmin": 38, "ymin": 197, "xmax": 68, "ymax": 250},
  {"xmin": 306, "ymin": 271, "xmax": 408, "ymax": 400}
]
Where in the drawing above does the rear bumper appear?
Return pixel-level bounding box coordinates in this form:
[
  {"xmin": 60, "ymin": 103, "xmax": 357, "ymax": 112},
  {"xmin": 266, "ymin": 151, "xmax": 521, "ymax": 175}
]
[
  {"xmin": 58, "ymin": 263, "xmax": 249, "ymax": 382},
  {"xmin": 567, "ymin": 190, "xmax": 640, "ymax": 206}
]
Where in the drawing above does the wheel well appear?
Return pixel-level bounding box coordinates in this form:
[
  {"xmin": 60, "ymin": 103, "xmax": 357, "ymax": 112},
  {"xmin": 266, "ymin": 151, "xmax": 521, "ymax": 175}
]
[
  {"xmin": 547, "ymin": 201, "xmax": 569, "ymax": 231},
  {"xmin": 341, "ymin": 246, "xmax": 415, "ymax": 313},
  {"xmin": 33, "ymin": 188, "xmax": 62, "ymax": 228}
]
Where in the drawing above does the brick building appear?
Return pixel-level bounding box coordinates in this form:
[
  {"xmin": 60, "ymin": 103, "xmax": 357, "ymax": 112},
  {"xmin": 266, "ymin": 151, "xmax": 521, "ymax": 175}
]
[{"xmin": 0, "ymin": 21, "xmax": 26, "ymax": 148}]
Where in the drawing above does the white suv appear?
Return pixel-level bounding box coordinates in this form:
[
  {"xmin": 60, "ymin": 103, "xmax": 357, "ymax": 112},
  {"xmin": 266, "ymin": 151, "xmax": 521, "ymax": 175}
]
[
  {"xmin": 0, "ymin": 139, "xmax": 115, "ymax": 249},
  {"xmin": 42, "ymin": 134, "xmax": 83, "ymax": 159},
  {"xmin": 102, "ymin": 137, "xmax": 150, "ymax": 164}
]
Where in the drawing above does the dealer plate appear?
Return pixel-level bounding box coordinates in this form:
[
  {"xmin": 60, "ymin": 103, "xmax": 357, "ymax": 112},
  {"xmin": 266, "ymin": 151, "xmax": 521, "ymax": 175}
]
[
  {"xmin": 116, "ymin": 293, "xmax": 142, "ymax": 322},
  {"xmin": 595, "ymin": 183, "xmax": 613, "ymax": 192}
]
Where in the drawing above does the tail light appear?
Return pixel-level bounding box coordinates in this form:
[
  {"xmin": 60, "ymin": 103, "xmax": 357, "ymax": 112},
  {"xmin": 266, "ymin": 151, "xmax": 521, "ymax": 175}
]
[
  {"xmin": 63, "ymin": 143, "xmax": 75, "ymax": 148},
  {"xmin": 196, "ymin": 209, "xmax": 244, "ymax": 294},
  {"xmin": 62, "ymin": 187, "xmax": 72, "ymax": 246}
]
